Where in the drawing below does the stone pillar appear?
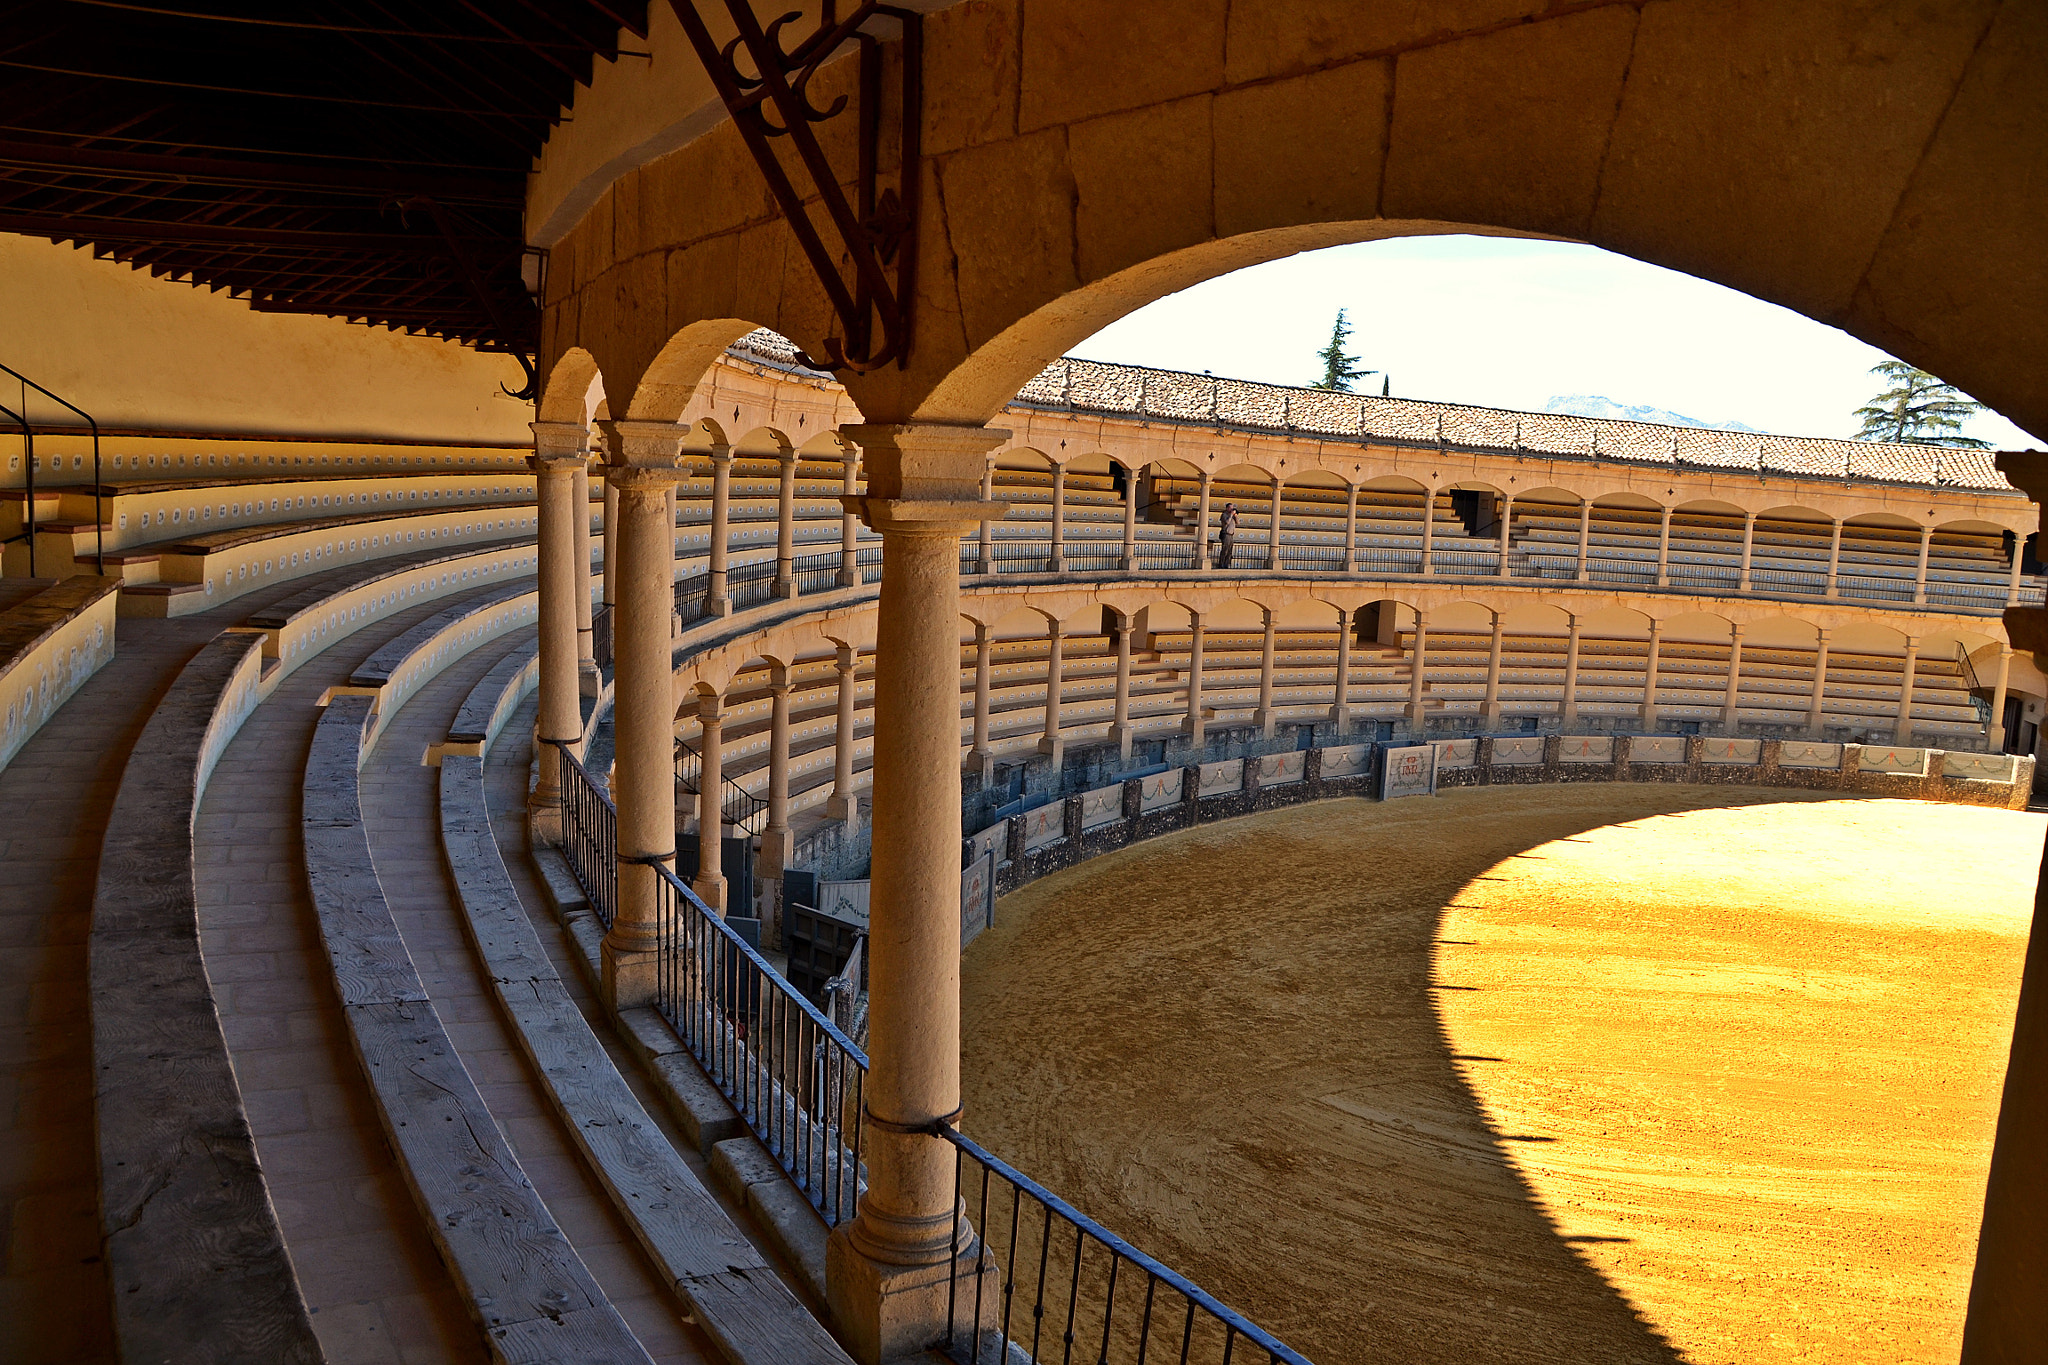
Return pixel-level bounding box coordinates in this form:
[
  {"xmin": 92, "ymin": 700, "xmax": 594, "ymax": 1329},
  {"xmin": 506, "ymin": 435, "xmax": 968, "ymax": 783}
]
[
  {"xmin": 1268, "ymin": 477, "xmax": 1285, "ymax": 573},
  {"xmin": 1497, "ymin": 491, "xmax": 1515, "ymax": 578},
  {"xmin": 1185, "ymin": 609, "xmax": 1206, "ymax": 747},
  {"xmin": 976, "ymin": 461, "xmax": 995, "ymax": 575},
  {"xmin": 528, "ymin": 421, "xmax": 591, "ymax": 835},
  {"xmin": 1038, "ymin": 613, "xmax": 1064, "ymax": 765},
  {"xmin": 708, "ymin": 447, "xmax": 734, "ymax": 616},
  {"xmin": 693, "ymin": 692, "xmax": 728, "ymax": 913},
  {"xmin": 1895, "ymin": 638, "xmax": 1921, "ymax": 744},
  {"xmin": 1913, "ymin": 524, "xmax": 1933, "ymax": 606},
  {"xmin": 1111, "ymin": 615, "xmax": 1134, "ymax": 761},
  {"xmin": 839, "ymin": 445, "xmax": 861, "ymax": 586},
  {"xmin": 969, "ymin": 623, "xmax": 993, "ymax": 780},
  {"xmin": 1419, "ymin": 487, "xmax": 1437, "ymax": 576},
  {"xmin": 2006, "ymin": 534, "xmax": 2027, "ymax": 607},
  {"xmin": 1656, "ymin": 506, "xmax": 1673, "ymax": 587},
  {"xmin": 1807, "ymin": 630, "xmax": 1832, "ymax": 736},
  {"xmin": 1738, "ymin": 510, "xmax": 1757, "ymax": 591},
  {"xmin": 1575, "ymin": 499, "xmax": 1593, "ymax": 583},
  {"xmin": 1561, "ymin": 615, "xmax": 1582, "ymax": 725},
  {"xmin": 573, "ymin": 459, "xmax": 599, "ymax": 694},
  {"xmin": 1640, "ymin": 620, "xmax": 1664, "ymax": 728},
  {"xmin": 1406, "ymin": 608, "xmax": 1430, "ymax": 725},
  {"xmin": 1990, "ymin": 645, "xmax": 2013, "ymax": 751},
  {"xmin": 758, "ymin": 669, "xmax": 793, "ymax": 881},
  {"xmin": 1329, "ymin": 604, "xmax": 1352, "ymax": 734},
  {"xmin": 1722, "ymin": 624, "xmax": 1746, "ymax": 734},
  {"xmin": 1343, "ymin": 484, "xmax": 1359, "ymax": 573},
  {"xmin": 1048, "ymin": 463, "xmax": 1067, "ymax": 572},
  {"xmin": 1255, "ymin": 607, "xmax": 1277, "ymax": 737},
  {"xmin": 773, "ymin": 448, "xmax": 800, "ymax": 598},
  {"xmin": 594, "ymin": 421, "xmax": 683, "ymax": 1010},
  {"xmin": 1195, "ymin": 469, "xmax": 1213, "ymax": 570},
  {"xmin": 828, "ymin": 423, "xmax": 1008, "ymax": 1365},
  {"xmin": 1482, "ymin": 610, "xmax": 1505, "ymax": 723},
  {"xmin": 1120, "ymin": 462, "xmax": 1139, "ymax": 570},
  {"xmin": 827, "ymin": 643, "xmax": 860, "ymax": 823},
  {"xmin": 1825, "ymin": 518, "xmax": 1844, "ymax": 598},
  {"xmin": 602, "ymin": 465, "xmax": 620, "ymax": 612}
]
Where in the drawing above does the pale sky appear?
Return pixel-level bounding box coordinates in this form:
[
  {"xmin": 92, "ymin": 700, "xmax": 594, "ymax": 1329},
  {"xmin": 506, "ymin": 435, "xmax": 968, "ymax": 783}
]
[{"xmin": 1066, "ymin": 235, "xmax": 2039, "ymax": 449}]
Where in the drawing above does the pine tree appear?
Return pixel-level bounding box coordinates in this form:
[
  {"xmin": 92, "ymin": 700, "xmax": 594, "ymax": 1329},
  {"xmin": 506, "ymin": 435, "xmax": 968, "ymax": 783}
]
[
  {"xmin": 1312, "ymin": 309, "xmax": 1375, "ymax": 392},
  {"xmin": 1853, "ymin": 360, "xmax": 1989, "ymax": 448},
  {"xmin": 1381, "ymin": 375, "xmax": 1390, "ymax": 398}
]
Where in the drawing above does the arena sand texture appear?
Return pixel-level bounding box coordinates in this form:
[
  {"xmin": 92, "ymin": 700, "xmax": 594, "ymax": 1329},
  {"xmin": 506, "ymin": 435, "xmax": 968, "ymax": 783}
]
[{"xmin": 958, "ymin": 787, "xmax": 2040, "ymax": 1365}]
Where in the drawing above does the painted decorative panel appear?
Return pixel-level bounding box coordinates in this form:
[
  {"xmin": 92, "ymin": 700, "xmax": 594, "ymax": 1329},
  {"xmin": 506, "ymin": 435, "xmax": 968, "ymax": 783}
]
[
  {"xmin": 1198, "ymin": 759, "xmax": 1244, "ymax": 797},
  {"xmin": 1319, "ymin": 743, "xmax": 1371, "ymax": 778},
  {"xmin": 818, "ymin": 879, "xmax": 870, "ymax": 928},
  {"xmin": 1857, "ymin": 745, "xmax": 1929, "ymax": 776},
  {"xmin": 1138, "ymin": 768, "xmax": 1184, "ymax": 812},
  {"xmin": 1435, "ymin": 738, "xmax": 1477, "ymax": 769},
  {"xmin": 1943, "ymin": 751, "xmax": 2016, "ymax": 782},
  {"xmin": 969, "ymin": 822, "xmax": 1006, "ymax": 866},
  {"xmin": 1558, "ymin": 735, "xmax": 1612, "ymax": 763},
  {"xmin": 1079, "ymin": 784, "xmax": 1124, "ymax": 830},
  {"xmin": 1491, "ymin": 736, "xmax": 1543, "ymax": 765},
  {"xmin": 1778, "ymin": 741, "xmax": 1843, "ymax": 769},
  {"xmin": 1630, "ymin": 735, "xmax": 1687, "ymax": 763},
  {"xmin": 961, "ymin": 851, "xmax": 995, "ymax": 948},
  {"xmin": 1253, "ymin": 751, "xmax": 1305, "ymax": 787},
  {"xmin": 1021, "ymin": 800, "xmax": 1065, "ymax": 851},
  {"xmin": 1699, "ymin": 737, "xmax": 1761, "ymax": 765},
  {"xmin": 1383, "ymin": 745, "xmax": 1438, "ymax": 799}
]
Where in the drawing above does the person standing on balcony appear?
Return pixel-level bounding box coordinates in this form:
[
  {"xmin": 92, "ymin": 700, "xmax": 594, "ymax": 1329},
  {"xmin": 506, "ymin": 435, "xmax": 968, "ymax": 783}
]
[{"xmin": 1219, "ymin": 502, "xmax": 1239, "ymax": 569}]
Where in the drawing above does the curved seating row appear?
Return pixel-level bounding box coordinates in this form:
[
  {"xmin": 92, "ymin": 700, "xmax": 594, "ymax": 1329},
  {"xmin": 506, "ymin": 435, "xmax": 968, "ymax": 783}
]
[{"xmin": 0, "ymin": 574, "xmax": 119, "ymax": 769}]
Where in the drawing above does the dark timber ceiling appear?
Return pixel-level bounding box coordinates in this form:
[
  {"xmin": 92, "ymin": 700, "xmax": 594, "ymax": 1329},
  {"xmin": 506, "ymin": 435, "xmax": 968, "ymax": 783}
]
[{"xmin": 0, "ymin": 1, "xmax": 649, "ymax": 389}]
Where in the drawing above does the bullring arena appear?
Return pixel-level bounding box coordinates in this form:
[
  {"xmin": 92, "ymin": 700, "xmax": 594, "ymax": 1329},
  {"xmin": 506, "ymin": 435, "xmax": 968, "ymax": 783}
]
[{"xmin": 2, "ymin": 6, "xmax": 2047, "ymax": 1365}]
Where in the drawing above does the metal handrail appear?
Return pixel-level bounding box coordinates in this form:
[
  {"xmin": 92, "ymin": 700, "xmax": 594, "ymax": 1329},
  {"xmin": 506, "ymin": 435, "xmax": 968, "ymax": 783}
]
[
  {"xmin": 675, "ymin": 735, "xmax": 769, "ymax": 833},
  {"xmin": 549, "ymin": 740, "xmax": 618, "ymax": 930},
  {"xmin": 2, "ymin": 363, "xmax": 103, "ymax": 575},
  {"xmin": 0, "ymin": 399, "xmax": 31, "ymax": 576}
]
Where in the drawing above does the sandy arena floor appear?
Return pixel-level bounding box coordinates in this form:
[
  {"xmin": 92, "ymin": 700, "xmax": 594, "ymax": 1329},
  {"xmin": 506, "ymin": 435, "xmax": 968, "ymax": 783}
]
[{"xmin": 958, "ymin": 787, "xmax": 2040, "ymax": 1364}]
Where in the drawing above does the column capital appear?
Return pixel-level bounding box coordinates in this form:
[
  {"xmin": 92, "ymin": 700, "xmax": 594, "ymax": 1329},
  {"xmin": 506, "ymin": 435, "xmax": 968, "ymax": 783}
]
[
  {"xmin": 841, "ymin": 422, "xmax": 1011, "ymax": 533},
  {"xmin": 598, "ymin": 418, "xmax": 687, "ymax": 472},
  {"xmin": 698, "ymin": 692, "xmax": 723, "ymax": 723},
  {"xmin": 708, "ymin": 445, "xmax": 734, "ymax": 467},
  {"xmin": 530, "ymin": 419, "xmax": 589, "ymax": 471}
]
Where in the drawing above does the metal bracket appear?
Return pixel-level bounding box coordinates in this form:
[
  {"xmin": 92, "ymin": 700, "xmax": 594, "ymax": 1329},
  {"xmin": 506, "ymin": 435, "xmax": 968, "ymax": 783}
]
[{"xmin": 668, "ymin": 1, "xmax": 922, "ymax": 373}]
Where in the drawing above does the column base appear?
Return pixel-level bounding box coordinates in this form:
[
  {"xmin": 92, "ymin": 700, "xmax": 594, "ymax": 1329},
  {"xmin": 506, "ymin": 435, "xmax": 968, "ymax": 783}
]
[
  {"xmin": 527, "ymin": 799, "xmax": 564, "ymax": 847},
  {"xmin": 1327, "ymin": 703, "xmax": 1350, "ymax": 735},
  {"xmin": 578, "ymin": 661, "xmax": 602, "ymax": 698},
  {"xmin": 1254, "ymin": 708, "xmax": 1276, "ymax": 739},
  {"xmin": 1108, "ymin": 724, "xmax": 1133, "ymax": 762},
  {"xmin": 692, "ymin": 872, "xmax": 728, "ymax": 915},
  {"xmin": 709, "ymin": 594, "xmax": 733, "ymax": 618},
  {"xmin": 838, "ymin": 568, "xmax": 859, "ymax": 588},
  {"xmin": 827, "ymin": 1222, "xmax": 997, "ymax": 1365},
  {"xmin": 1036, "ymin": 733, "xmax": 1064, "ymax": 767},
  {"xmin": 1404, "ymin": 702, "xmax": 1429, "ymax": 724},
  {"xmin": 1481, "ymin": 702, "xmax": 1504, "ymax": 724},
  {"xmin": 601, "ymin": 933, "xmax": 660, "ymax": 1011},
  {"xmin": 827, "ymin": 792, "xmax": 860, "ymax": 824},
  {"xmin": 1640, "ymin": 708, "xmax": 1660, "ymax": 728},
  {"xmin": 1991, "ymin": 725, "xmax": 2008, "ymax": 751},
  {"xmin": 773, "ymin": 578, "xmax": 798, "ymax": 599},
  {"xmin": 1047, "ymin": 555, "xmax": 1065, "ymax": 574},
  {"xmin": 966, "ymin": 748, "xmax": 995, "ymax": 785},
  {"xmin": 755, "ymin": 825, "xmax": 793, "ymax": 880}
]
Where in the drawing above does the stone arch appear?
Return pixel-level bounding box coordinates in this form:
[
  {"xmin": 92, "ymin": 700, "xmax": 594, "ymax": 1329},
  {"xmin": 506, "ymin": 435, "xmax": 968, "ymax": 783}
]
[
  {"xmin": 538, "ymin": 347, "xmax": 605, "ymax": 426},
  {"xmin": 625, "ymin": 318, "xmax": 761, "ymax": 424}
]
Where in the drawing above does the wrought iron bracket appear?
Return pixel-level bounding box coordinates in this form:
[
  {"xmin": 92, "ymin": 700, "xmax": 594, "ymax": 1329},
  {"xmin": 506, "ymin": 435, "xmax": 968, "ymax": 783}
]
[{"xmin": 668, "ymin": 1, "xmax": 922, "ymax": 373}]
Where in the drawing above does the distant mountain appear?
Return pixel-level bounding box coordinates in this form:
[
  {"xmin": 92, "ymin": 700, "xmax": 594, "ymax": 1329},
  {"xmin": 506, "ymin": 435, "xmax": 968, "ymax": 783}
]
[{"xmin": 1543, "ymin": 394, "xmax": 1763, "ymax": 434}]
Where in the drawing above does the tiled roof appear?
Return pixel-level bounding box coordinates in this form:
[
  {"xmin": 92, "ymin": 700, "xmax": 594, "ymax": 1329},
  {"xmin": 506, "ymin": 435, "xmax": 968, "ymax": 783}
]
[{"xmin": 729, "ymin": 333, "xmax": 2017, "ymax": 494}]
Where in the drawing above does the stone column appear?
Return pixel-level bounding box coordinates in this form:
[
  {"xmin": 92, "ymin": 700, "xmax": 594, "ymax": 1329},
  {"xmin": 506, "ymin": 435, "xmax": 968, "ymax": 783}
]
[
  {"xmin": 1561, "ymin": 615, "xmax": 1582, "ymax": 725},
  {"xmin": 1195, "ymin": 469, "xmax": 1213, "ymax": 570},
  {"xmin": 1268, "ymin": 478, "xmax": 1285, "ymax": 573},
  {"xmin": 2006, "ymin": 534, "xmax": 2027, "ymax": 607},
  {"xmin": 1990, "ymin": 645, "xmax": 2013, "ymax": 751},
  {"xmin": 828, "ymin": 423, "xmax": 1008, "ymax": 1365},
  {"xmin": 1575, "ymin": 499, "xmax": 1593, "ymax": 583},
  {"xmin": 1895, "ymin": 638, "xmax": 1921, "ymax": 743},
  {"xmin": 1825, "ymin": 518, "xmax": 1844, "ymax": 598},
  {"xmin": 594, "ymin": 421, "xmax": 683, "ymax": 1010},
  {"xmin": 528, "ymin": 421, "xmax": 591, "ymax": 835},
  {"xmin": 1048, "ymin": 463, "xmax": 1067, "ymax": 572},
  {"xmin": 693, "ymin": 692, "xmax": 727, "ymax": 913},
  {"xmin": 1640, "ymin": 620, "xmax": 1664, "ymax": 728},
  {"xmin": 773, "ymin": 448, "xmax": 800, "ymax": 598},
  {"xmin": 757, "ymin": 668, "xmax": 793, "ymax": 882},
  {"xmin": 827, "ymin": 643, "xmax": 860, "ymax": 823},
  {"xmin": 1185, "ymin": 609, "xmax": 1206, "ymax": 747},
  {"xmin": 1419, "ymin": 486, "xmax": 1437, "ymax": 576},
  {"xmin": 976, "ymin": 461, "xmax": 994, "ymax": 574},
  {"xmin": 1481, "ymin": 609, "xmax": 1505, "ymax": 724},
  {"xmin": 1497, "ymin": 491, "xmax": 1515, "ymax": 578},
  {"xmin": 1656, "ymin": 506, "xmax": 1673, "ymax": 587},
  {"xmin": 1120, "ymin": 462, "xmax": 1139, "ymax": 570},
  {"xmin": 1329, "ymin": 604, "xmax": 1352, "ymax": 734},
  {"xmin": 969, "ymin": 623, "xmax": 994, "ymax": 780},
  {"xmin": 1038, "ymin": 613, "xmax": 1064, "ymax": 765},
  {"xmin": 1255, "ymin": 607, "xmax": 1277, "ymax": 737},
  {"xmin": 1722, "ymin": 624, "xmax": 1746, "ymax": 734},
  {"xmin": 1807, "ymin": 630, "xmax": 1831, "ymax": 736},
  {"xmin": 574, "ymin": 459, "xmax": 599, "ymax": 694},
  {"xmin": 1913, "ymin": 524, "xmax": 1933, "ymax": 605},
  {"xmin": 1738, "ymin": 511, "xmax": 1757, "ymax": 591},
  {"xmin": 839, "ymin": 445, "xmax": 861, "ymax": 586},
  {"xmin": 1111, "ymin": 614, "xmax": 1134, "ymax": 761},
  {"xmin": 1343, "ymin": 484, "xmax": 1359, "ymax": 573},
  {"xmin": 708, "ymin": 446, "xmax": 734, "ymax": 616},
  {"xmin": 1406, "ymin": 608, "xmax": 1430, "ymax": 726},
  {"xmin": 602, "ymin": 465, "xmax": 620, "ymax": 613}
]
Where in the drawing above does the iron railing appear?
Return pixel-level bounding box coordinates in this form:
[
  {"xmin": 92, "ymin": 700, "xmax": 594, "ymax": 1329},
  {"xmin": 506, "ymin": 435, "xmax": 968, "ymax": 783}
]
[
  {"xmin": 675, "ymin": 737, "xmax": 770, "ymax": 834},
  {"xmin": 941, "ymin": 1127, "xmax": 1315, "ymax": 1365},
  {"xmin": 2, "ymin": 363, "xmax": 104, "ymax": 577},
  {"xmin": 553, "ymin": 742, "xmax": 618, "ymax": 929}
]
